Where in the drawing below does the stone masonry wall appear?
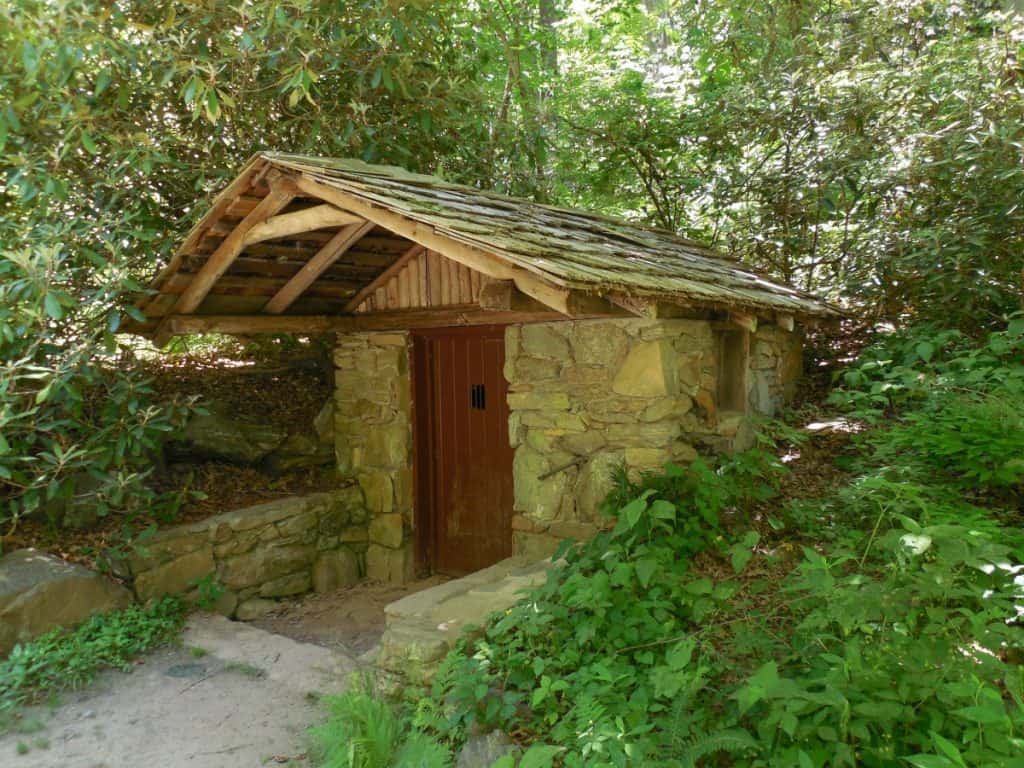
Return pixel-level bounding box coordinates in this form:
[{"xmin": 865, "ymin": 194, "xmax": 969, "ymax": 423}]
[
  {"xmin": 333, "ymin": 332, "xmax": 414, "ymax": 584},
  {"xmin": 748, "ymin": 324, "xmax": 803, "ymax": 417},
  {"xmin": 126, "ymin": 491, "xmax": 365, "ymax": 620},
  {"xmin": 505, "ymin": 318, "xmax": 801, "ymax": 557}
]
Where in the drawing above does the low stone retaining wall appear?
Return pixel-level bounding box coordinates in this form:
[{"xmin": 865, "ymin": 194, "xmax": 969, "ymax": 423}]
[{"xmin": 125, "ymin": 490, "xmax": 369, "ymax": 620}]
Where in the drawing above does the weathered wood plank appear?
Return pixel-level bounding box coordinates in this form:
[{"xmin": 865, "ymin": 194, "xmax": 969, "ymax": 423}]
[
  {"xmin": 343, "ymin": 243, "xmax": 425, "ymax": 312},
  {"xmin": 162, "ymin": 272, "xmax": 360, "ymax": 298},
  {"xmin": 159, "ymin": 307, "xmax": 572, "ymax": 336}
]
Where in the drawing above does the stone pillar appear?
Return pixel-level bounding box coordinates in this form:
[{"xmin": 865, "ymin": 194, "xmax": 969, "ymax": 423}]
[
  {"xmin": 748, "ymin": 325, "xmax": 803, "ymax": 417},
  {"xmin": 334, "ymin": 332, "xmax": 414, "ymax": 583}
]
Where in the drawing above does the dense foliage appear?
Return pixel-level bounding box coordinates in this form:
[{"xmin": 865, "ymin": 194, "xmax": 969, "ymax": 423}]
[
  {"xmin": 0, "ymin": 597, "xmax": 185, "ymax": 726},
  {"xmin": 408, "ymin": 323, "xmax": 1024, "ymax": 767},
  {"xmin": 0, "ymin": 245, "xmax": 194, "ymax": 544},
  {"xmin": 554, "ymin": 1, "xmax": 1024, "ymax": 326},
  {"xmin": 2, "ymin": 0, "xmax": 1022, "ymax": 537}
]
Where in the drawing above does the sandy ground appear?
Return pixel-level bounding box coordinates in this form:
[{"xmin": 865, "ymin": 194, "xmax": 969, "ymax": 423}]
[
  {"xmin": 0, "ymin": 615, "xmax": 357, "ymax": 768},
  {"xmin": 0, "ymin": 579, "xmax": 449, "ymax": 768},
  {"xmin": 252, "ymin": 576, "xmax": 449, "ymax": 655}
]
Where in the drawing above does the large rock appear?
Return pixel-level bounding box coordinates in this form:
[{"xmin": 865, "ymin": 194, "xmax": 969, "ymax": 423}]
[
  {"xmin": 612, "ymin": 339, "xmax": 678, "ymax": 398},
  {"xmin": 366, "ymin": 544, "xmax": 412, "ymax": 583},
  {"xmin": 358, "ymin": 471, "xmax": 394, "ymax": 515},
  {"xmin": 513, "ymin": 448, "xmax": 574, "ymax": 522},
  {"xmin": 219, "ymin": 543, "xmax": 316, "ymax": 590},
  {"xmin": 571, "ymin": 321, "xmax": 630, "ymax": 367},
  {"xmin": 180, "ymin": 404, "xmax": 287, "ymax": 464},
  {"xmin": 266, "ymin": 433, "xmax": 334, "ymax": 472},
  {"xmin": 0, "ymin": 549, "xmax": 133, "ymax": 655},
  {"xmin": 368, "ymin": 514, "xmax": 405, "ymax": 549},
  {"xmin": 520, "ymin": 324, "xmax": 569, "ymax": 359}
]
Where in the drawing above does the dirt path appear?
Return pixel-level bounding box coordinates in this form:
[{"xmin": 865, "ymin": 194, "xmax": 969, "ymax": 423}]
[
  {"xmin": 252, "ymin": 576, "xmax": 449, "ymax": 655},
  {"xmin": 0, "ymin": 615, "xmax": 357, "ymax": 768}
]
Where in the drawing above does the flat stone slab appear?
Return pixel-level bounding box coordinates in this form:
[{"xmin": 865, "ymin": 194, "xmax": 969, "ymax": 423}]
[
  {"xmin": 0, "ymin": 548, "xmax": 132, "ymax": 655},
  {"xmin": 377, "ymin": 556, "xmax": 553, "ymax": 682}
]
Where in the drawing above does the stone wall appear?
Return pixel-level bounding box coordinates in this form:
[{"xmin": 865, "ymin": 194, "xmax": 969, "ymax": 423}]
[
  {"xmin": 333, "ymin": 332, "xmax": 415, "ymax": 584},
  {"xmin": 327, "ymin": 319, "xmax": 804, "ymax": 577},
  {"xmin": 504, "ymin": 318, "xmax": 801, "ymax": 557},
  {"xmin": 748, "ymin": 324, "xmax": 803, "ymax": 417},
  {"xmin": 126, "ymin": 491, "xmax": 366, "ymax": 620},
  {"xmin": 505, "ymin": 319, "xmax": 711, "ymax": 556}
]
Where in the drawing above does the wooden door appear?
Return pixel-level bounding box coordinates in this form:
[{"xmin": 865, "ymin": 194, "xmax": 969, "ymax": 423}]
[{"xmin": 412, "ymin": 326, "xmax": 514, "ymax": 576}]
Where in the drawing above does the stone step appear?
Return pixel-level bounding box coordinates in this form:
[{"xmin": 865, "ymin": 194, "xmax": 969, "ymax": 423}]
[
  {"xmin": 384, "ymin": 555, "xmax": 551, "ymax": 622},
  {"xmin": 376, "ymin": 555, "xmax": 555, "ymax": 685}
]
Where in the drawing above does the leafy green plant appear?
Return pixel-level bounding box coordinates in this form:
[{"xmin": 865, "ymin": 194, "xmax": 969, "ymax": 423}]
[
  {"xmin": 0, "ymin": 597, "xmax": 185, "ymax": 723},
  {"xmin": 422, "ymin": 452, "xmax": 781, "ymax": 766},
  {"xmin": 0, "ymin": 246, "xmax": 196, "ymax": 549},
  {"xmin": 190, "ymin": 574, "xmax": 226, "ymax": 612},
  {"xmin": 311, "ymin": 680, "xmax": 451, "ymax": 768},
  {"xmin": 830, "ymin": 321, "xmax": 1024, "ymax": 421},
  {"xmin": 415, "ymin": 328, "xmax": 1024, "ymax": 767}
]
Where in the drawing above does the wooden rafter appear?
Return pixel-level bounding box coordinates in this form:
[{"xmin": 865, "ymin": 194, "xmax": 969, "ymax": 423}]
[
  {"xmin": 342, "ymin": 242, "xmax": 424, "ymax": 312},
  {"xmin": 292, "ymin": 175, "xmax": 618, "ymax": 318},
  {"xmin": 169, "ymin": 180, "xmax": 297, "ymax": 317},
  {"xmin": 242, "ymin": 204, "xmax": 363, "ymax": 247},
  {"xmin": 262, "ymin": 220, "xmax": 374, "ymax": 314}
]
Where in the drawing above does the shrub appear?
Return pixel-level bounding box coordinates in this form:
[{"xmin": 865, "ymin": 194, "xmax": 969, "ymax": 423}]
[
  {"xmin": 0, "ymin": 246, "xmax": 195, "ymax": 549},
  {"xmin": 417, "ymin": 329, "xmax": 1024, "ymax": 765},
  {"xmin": 422, "ymin": 453, "xmax": 782, "ymax": 766}
]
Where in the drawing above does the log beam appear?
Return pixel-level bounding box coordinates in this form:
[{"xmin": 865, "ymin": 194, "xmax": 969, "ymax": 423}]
[
  {"xmin": 156, "ymin": 308, "xmax": 570, "ymax": 337},
  {"xmin": 168, "ymin": 181, "xmax": 297, "ymax": 316},
  {"xmin": 263, "ymin": 220, "xmax": 374, "ymax": 314},
  {"xmin": 242, "ymin": 204, "xmax": 363, "ymax": 246}
]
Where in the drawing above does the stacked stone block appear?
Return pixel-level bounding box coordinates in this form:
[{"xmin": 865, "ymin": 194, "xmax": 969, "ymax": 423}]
[
  {"xmin": 127, "ymin": 490, "xmax": 366, "ymax": 619},
  {"xmin": 333, "ymin": 332, "xmax": 415, "ymax": 583}
]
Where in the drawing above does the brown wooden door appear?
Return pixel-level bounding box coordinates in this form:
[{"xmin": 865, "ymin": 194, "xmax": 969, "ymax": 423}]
[{"xmin": 413, "ymin": 326, "xmax": 514, "ymax": 576}]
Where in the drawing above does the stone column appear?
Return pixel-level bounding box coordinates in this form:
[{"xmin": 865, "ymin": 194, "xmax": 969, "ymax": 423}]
[{"xmin": 334, "ymin": 332, "xmax": 414, "ymax": 583}]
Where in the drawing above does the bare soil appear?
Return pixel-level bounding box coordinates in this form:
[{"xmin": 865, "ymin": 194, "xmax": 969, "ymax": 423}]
[{"xmin": 252, "ymin": 576, "xmax": 450, "ymax": 656}]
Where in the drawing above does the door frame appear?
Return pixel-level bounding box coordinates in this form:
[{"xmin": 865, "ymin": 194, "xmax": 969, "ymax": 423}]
[{"xmin": 410, "ymin": 324, "xmax": 512, "ymax": 577}]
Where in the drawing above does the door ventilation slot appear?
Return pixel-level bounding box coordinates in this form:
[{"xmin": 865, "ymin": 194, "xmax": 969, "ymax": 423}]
[{"xmin": 470, "ymin": 383, "xmax": 486, "ymax": 410}]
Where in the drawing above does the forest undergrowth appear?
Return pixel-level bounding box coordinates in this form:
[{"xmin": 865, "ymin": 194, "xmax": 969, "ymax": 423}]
[{"xmin": 314, "ymin": 321, "xmax": 1024, "ymax": 768}]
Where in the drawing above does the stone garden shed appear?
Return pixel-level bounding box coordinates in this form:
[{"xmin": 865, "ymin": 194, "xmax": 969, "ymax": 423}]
[{"xmin": 129, "ymin": 152, "xmax": 837, "ymax": 582}]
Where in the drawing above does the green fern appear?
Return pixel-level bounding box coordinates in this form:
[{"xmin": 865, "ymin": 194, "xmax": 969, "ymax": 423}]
[
  {"xmin": 309, "ymin": 678, "xmax": 451, "ymax": 768},
  {"xmin": 667, "ymin": 729, "xmax": 759, "ymax": 768}
]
